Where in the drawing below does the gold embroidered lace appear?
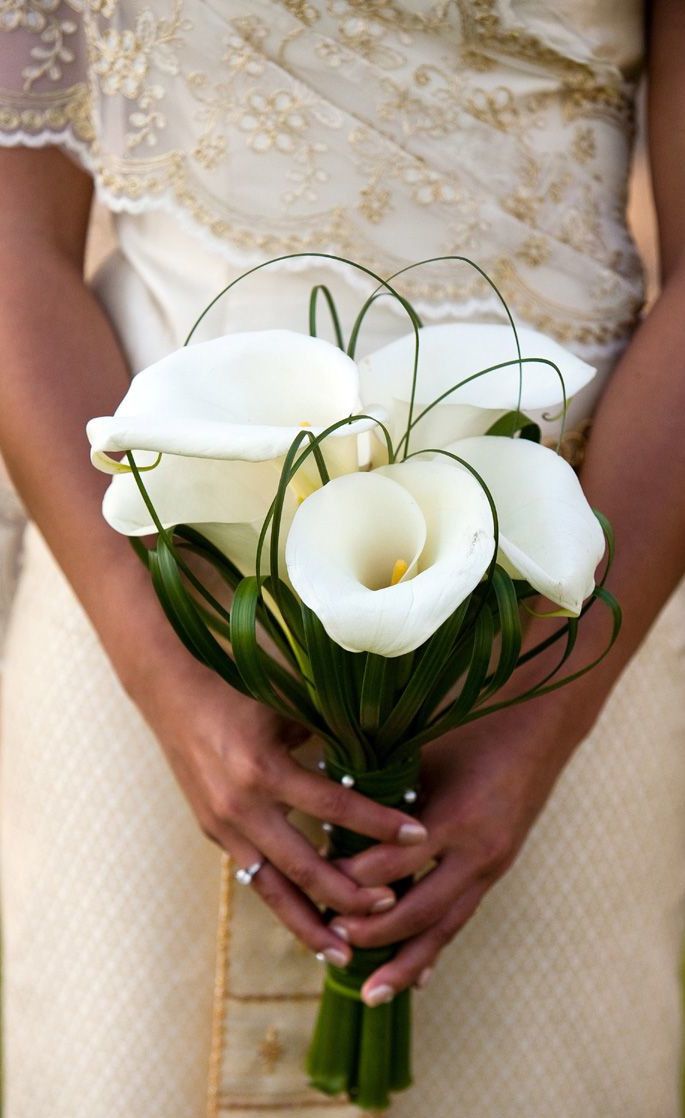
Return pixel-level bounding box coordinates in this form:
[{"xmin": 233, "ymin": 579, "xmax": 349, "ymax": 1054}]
[{"xmin": 0, "ymin": 0, "xmax": 646, "ymax": 342}]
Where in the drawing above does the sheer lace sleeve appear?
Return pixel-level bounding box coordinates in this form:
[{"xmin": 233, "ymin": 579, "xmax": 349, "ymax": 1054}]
[{"xmin": 0, "ymin": 1, "xmax": 92, "ymax": 153}]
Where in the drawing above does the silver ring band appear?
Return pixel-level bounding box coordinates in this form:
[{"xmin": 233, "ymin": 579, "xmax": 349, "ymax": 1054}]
[{"xmin": 234, "ymin": 859, "xmax": 266, "ymax": 886}]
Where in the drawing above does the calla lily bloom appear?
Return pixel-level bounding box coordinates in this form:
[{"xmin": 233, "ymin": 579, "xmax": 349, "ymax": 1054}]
[
  {"xmin": 86, "ymin": 330, "xmax": 381, "ymax": 570},
  {"xmin": 360, "ymin": 323, "xmax": 596, "ymax": 453},
  {"xmin": 88, "ymin": 329, "xmax": 381, "ymax": 478},
  {"xmin": 285, "ymin": 461, "xmax": 495, "ymax": 656},
  {"xmin": 444, "ymin": 436, "xmax": 605, "ymax": 614}
]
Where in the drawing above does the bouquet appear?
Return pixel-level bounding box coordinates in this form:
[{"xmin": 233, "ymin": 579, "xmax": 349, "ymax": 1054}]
[{"xmin": 87, "ymin": 256, "xmax": 620, "ymax": 1111}]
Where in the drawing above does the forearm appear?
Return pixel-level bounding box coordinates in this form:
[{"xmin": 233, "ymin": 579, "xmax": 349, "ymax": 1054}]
[
  {"xmin": 581, "ymin": 270, "xmax": 685, "ymax": 636},
  {"xmin": 521, "ymin": 265, "xmax": 685, "ymax": 734},
  {"xmin": 0, "ymin": 208, "xmax": 198, "ymax": 703}
]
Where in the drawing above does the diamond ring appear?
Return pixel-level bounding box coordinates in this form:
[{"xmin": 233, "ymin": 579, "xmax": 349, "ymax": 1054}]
[{"xmin": 234, "ymin": 859, "xmax": 266, "ymax": 886}]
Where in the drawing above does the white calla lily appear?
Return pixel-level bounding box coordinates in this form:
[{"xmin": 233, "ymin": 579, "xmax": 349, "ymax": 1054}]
[
  {"xmin": 360, "ymin": 323, "xmax": 596, "ymax": 453},
  {"xmin": 285, "ymin": 461, "xmax": 495, "ymax": 656},
  {"xmin": 445, "ymin": 436, "xmax": 605, "ymax": 614},
  {"xmin": 87, "ymin": 329, "xmax": 382, "ymax": 476},
  {"xmin": 87, "ymin": 330, "xmax": 380, "ymax": 571}
]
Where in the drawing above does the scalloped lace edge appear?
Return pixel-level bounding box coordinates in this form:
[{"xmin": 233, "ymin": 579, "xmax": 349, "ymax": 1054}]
[{"xmin": 0, "ymin": 128, "xmax": 627, "ymax": 358}]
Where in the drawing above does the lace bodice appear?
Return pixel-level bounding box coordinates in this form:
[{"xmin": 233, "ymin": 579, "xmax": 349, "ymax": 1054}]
[
  {"xmin": 0, "ymin": 0, "xmax": 649, "ymax": 653},
  {"xmin": 1, "ymin": 0, "xmax": 646, "ymax": 342}
]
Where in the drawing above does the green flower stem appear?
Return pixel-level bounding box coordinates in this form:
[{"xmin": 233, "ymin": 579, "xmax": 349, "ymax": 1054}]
[
  {"xmin": 390, "ymin": 988, "xmax": 412, "ymax": 1091},
  {"xmin": 358, "ymin": 998, "xmax": 393, "ymax": 1108},
  {"xmin": 306, "ymin": 753, "xmax": 421, "ymax": 1111}
]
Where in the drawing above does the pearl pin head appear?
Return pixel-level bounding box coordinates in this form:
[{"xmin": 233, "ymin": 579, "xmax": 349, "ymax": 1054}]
[{"xmin": 341, "ymin": 774, "xmax": 355, "ymax": 788}]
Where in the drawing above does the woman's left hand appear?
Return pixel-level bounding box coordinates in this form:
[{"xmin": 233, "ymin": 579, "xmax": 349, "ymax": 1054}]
[{"xmin": 328, "ymin": 695, "xmax": 592, "ymax": 1007}]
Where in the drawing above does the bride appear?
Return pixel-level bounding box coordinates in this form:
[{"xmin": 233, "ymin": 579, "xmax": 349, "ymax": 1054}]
[{"xmin": 1, "ymin": 3, "xmax": 684, "ymax": 1116}]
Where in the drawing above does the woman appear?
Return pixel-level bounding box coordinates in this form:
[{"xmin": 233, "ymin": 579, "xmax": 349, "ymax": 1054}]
[{"xmin": 0, "ymin": 2, "xmax": 684, "ymax": 1116}]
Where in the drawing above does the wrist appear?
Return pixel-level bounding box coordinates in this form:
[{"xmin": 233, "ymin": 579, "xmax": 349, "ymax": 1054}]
[
  {"xmin": 506, "ymin": 601, "xmax": 623, "ymax": 744},
  {"xmin": 464, "ymin": 671, "xmax": 599, "ymax": 773}
]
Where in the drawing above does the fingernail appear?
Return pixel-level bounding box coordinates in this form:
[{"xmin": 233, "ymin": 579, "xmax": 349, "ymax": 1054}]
[
  {"xmin": 397, "ymin": 822, "xmax": 428, "ymax": 845},
  {"xmin": 363, "ymin": 983, "xmax": 395, "ymax": 1007},
  {"xmin": 415, "ymin": 966, "xmax": 433, "ymax": 990},
  {"xmin": 370, "ymin": 893, "xmax": 396, "ymax": 913},
  {"xmin": 329, "ymin": 922, "xmax": 349, "ymax": 941},
  {"xmin": 318, "ymin": 946, "xmax": 349, "ymax": 969}
]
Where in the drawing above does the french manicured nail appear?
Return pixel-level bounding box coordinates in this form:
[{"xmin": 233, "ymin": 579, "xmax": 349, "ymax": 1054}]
[
  {"xmin": 397, "ymin": 821, "xmax": 428, "ymax": 845},
  {"xmin": 317, "ymin": 946, "xmax": 349, "ymax": 968},
  {"xmin": 363, "ymin": 984, "xmax": 395, "ymax": 1007},
  {"xmin": 415, "ymin": 966, "xmax": 433, "ymax": 990},
  {"xmin": 329, "ymin": 922, "xmax": 349, "ymax": 941},
  {"xmin": 370, "ymin": 893, "xmax": 396, "ymax": 913}
]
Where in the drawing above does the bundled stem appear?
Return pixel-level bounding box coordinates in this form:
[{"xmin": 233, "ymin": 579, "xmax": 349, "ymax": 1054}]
[{"xmin": 307, "ymin": 754, "xmax": 421, "ymax": 1111}]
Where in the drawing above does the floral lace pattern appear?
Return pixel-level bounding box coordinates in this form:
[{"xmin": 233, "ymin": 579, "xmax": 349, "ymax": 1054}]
[
  {"xmin": 0, "ymin": 0, "xmax": 646, "ymax": 341},
  {"xmin": 0, "ymin": 0, "xmax": 83, "ymax": 88}
]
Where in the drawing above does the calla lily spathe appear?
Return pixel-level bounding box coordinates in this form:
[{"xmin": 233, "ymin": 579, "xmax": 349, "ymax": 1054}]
[
  {"xmin": 88, "ymin": 329, "xmax": 380, "ymax": 470},
  {"xmin": 101, "ymin": 450, "xmax": 293, "ymax": 575},
  {"xmin": 285, "ymin": 461, "xmax": 495, "ymax": 656},
  {"xmin": 360, "ymin": 323, "xmax": 596, "ymax": 453},
  {"xmin": 87, "ymin": 330, "xmax": 380, "ymax": 569},
  {"xmin": 444, "ymin": 436, "xmax": 605, "ymax": 614}
]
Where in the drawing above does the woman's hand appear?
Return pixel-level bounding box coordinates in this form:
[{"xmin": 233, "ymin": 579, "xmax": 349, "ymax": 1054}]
[
  {"xmin": 327, "ymin": 694, "xmax": 586, "ymax": 1004},
  {"xmin": 0, "ymin": 146, "xmax": 428, "ymax": 968},
  {"xmin": 135, "ymin": 651, "xmax": 428, "ymax": 968}
]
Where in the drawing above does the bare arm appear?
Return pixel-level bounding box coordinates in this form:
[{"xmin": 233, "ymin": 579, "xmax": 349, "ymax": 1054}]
[
  {"xmin": 547, "ymin": 0, "xmax": 685, "ymax": 713},
  {"xmin": 333, "ymin": 0, "xmax": 685, "ymax": 1003},
  {"xmin": 0, "ymin": 147, "xmax": 429, "ymax": 964}
]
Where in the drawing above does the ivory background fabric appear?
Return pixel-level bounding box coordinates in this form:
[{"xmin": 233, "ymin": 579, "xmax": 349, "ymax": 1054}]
[{"xmin": 1, "ymin": 3, "xmax": 684, "ymax": 1117}]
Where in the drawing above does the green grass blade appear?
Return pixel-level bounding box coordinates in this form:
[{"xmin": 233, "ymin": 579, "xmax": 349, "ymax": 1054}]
[
  {"xmin": 358, "ymin": 654, "xmax": 388, "ymax": 737},
  {"xmin": 231, "ymin": 576, "xmax": 313, "ymax": 722},
  {"xmin": 301, "ymin": 604, "xmax": 370, "ymax": 766},
  {"xmin": 462, "ymin": 586, "xmax": 621, "ymax": 724},
  {"xmin": 308, "ymin": 284, "xmax": 345, "ymax": 350},
  {"xmin": 175, "ymin": 524, "xmax": 244, "ymax": 587},
  {"xmin": 479, "ymin": 566, "xmax": 522, "ymax": 700},
  {"xmin": 374, "ymin": 598, "xmax": 471, "ymax": 750},
  {"xmin": 183, "ymin": 251, "xmax": 424, "ymax": 349},
  {"xmin": 150, "ymin": 540, "xmax": 248, "ymax": 693},
  {"xmin": 129, "ymin": 537, "xmax": 150, "ymax": 568},
  {"xmin": 593, "ymin": 508, "xmax": 615, "ymax": 586},
  {"xmin": 400, "ymin": 603, "xmax": 495, "ymax": 752}
]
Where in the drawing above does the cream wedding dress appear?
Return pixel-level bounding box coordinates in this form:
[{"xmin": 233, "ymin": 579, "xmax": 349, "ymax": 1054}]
[{"xmin": 1, "ymin": 3, "xmax": 684, "ymax": 1116}]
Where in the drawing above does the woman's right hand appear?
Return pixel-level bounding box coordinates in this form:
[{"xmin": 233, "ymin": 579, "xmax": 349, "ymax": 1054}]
[{"xmin": 133, "ymin": 650, "xmax": 428, "ymax": 966}]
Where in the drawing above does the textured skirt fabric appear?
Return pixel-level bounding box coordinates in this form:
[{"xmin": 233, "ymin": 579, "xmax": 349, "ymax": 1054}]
[
  {"xmin": 2, "ymin": 524, "xmax": 685, "ymax": 1117},
  {"xmin": 1, "ymin": 527, "xmax": 223, "ymax": 1118}
]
